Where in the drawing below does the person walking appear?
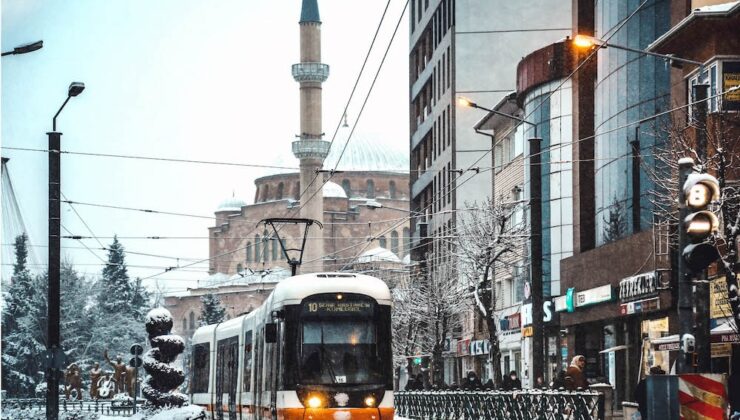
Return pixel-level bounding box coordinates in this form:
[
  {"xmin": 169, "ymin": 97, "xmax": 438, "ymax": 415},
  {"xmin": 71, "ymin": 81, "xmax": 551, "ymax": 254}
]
[
  {"xmin": 508, "ymin": 371, "xmax": 522, "ymax": 390},
  {"xmin": 461, "ymin": 371, "xmax": 482, "ymax": 390},
  {"xmin": 565, "ymin": 355, "xmax": 588, "ymax": 390}
]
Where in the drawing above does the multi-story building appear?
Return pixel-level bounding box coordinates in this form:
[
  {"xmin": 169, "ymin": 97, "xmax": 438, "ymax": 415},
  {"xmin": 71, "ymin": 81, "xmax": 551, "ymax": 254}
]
[{"xmin": 408, "ymin": 0, "xmax": 572, "ymax": 385}]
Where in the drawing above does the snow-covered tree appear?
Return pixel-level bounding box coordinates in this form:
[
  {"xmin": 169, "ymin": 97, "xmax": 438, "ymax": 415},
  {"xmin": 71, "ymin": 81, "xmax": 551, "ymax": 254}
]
[
  {"xmin": 142, "ymin": 307, "xmax": 188, "ymax": 408},
  {"xmin": 602, "ymin": 198, "xmax": 628, "ymax": 244},
  {"xmin": 98, "ymin": 236, "xmax": 134, "ymax": 315},
  {"xmin": 455, "ymin": 197, "xmax": 528, "ymax": 388},
  {"xmin": 199, "ymin": 293, "xmax": 226, "ymax": 326}
]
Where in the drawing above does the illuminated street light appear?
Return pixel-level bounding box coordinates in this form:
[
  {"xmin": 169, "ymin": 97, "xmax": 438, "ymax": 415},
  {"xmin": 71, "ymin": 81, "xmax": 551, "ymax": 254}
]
[{"xmin": 572, "ymin": 34, "xmax": 703, "ymax": 68}]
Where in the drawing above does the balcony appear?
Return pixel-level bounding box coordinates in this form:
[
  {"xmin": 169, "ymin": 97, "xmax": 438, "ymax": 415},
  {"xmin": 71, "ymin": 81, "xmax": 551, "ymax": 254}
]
[
  {"xmin": 292, "ymin": 62, "xmax": 330, "ymax": 83},
  {"xmin": 292, "ymin": 138, "xmax": 331, "ymax": 160}
]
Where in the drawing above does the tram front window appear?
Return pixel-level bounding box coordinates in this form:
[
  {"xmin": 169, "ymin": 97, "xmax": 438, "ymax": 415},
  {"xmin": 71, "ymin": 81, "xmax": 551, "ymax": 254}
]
[{"xmin": 300, "ymin": 320, "xmax": 381, "ymax": 385}]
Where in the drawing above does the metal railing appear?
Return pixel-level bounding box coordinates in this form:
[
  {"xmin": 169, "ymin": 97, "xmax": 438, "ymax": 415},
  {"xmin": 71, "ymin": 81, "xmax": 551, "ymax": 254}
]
[
  {"xmin": 395, "ymin": 389, "xmax": 605, "ymax": 420},
  {"xmin": 1, "ymin": 398, "xmax": 140, "ymax": 418}
]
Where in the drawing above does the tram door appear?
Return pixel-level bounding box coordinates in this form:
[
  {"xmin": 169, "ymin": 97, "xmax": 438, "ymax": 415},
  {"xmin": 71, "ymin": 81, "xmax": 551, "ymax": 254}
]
[
  {"xmin": 254, "ymin": 328, "xmax": 265, "ymax": 419},
  {"xmin": 216, "ymin": 337, "xmax": 239, "ymax": 420}
]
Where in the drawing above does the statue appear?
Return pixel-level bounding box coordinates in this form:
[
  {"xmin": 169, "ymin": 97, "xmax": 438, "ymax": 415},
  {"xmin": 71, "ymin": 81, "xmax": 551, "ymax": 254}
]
[
  {"xmin": 89, "ymin": 362, "xmax": 102, "ymax": 399},
  {"xmin": 64, "ymin": 363, "xmax": 83, "ymax": 400},
  {"xmin": 125, "ymin": 365, "xmax": 137, "ymax": 397},
  {"xmin": 104, "ymin": 349, "xmax": 127, "ymax": 395}
]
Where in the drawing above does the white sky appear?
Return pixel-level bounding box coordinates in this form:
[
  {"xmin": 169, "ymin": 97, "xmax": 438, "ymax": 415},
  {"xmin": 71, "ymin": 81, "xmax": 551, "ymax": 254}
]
[{"xmin": 1, "ymin": 0, "xmax": 410, "ymax": 292}]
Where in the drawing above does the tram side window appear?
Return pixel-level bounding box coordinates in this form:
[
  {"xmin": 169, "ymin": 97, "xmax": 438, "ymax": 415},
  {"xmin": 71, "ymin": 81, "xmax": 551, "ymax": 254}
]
[
  {"xmin": 217, "ymin": 337, "xmax": 239, "ymax": 395},
  {"xmin": 191, "ymin": 343, "xmax": 210, "ymax": 393},
  {"xmin": 243, "ymin": 331, "xmax": 253, "ymax": 392}
]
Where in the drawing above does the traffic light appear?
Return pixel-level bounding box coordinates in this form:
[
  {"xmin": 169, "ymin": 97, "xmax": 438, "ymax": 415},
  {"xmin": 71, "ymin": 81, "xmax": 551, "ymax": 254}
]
[{"xmin": 681, "ymin": 171, "xmax": 720, "ymax": 272}]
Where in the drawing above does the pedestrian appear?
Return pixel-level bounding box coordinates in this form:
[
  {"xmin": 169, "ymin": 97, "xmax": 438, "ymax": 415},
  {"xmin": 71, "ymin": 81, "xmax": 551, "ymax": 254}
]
[
  {"xmin": 483, "ymin": 378, "xmax": 494, "ymax": 390},
  {"xmin": 508, "ymin": 371, "xmax": 522, "ymax": 390},
  {"xmin": 565, "ymin": 355, "xmax": 588, "ymax": 390},
  {"xmin": 462, "ymin": 371, "xmax": 482, "ymax": 390},
  {"xmin": 634, "ymin": 365, "xmax": 665, "ymax": 419},
  {"xmin": 550, "ymin": 370, "xmax": 567, "ymax": 390},
  {"xmin": 535, "ymin": 376, "xmax": 546, "ymax": 389}
]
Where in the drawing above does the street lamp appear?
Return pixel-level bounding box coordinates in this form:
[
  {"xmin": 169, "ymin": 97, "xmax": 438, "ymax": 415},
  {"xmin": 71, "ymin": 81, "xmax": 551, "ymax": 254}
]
[
  {"xmin": 457, "ymin": 96, "xmax": 538, "ymax": 137},
  {"xmin": 572, "ymin": 34, "xmax": 704, "ymax": 68},
  {"xmin": 47, "ymin": 81, "xmax": 85, "ymax": 420},
  {"xmin": 1, "ymin": 40, "xmax": 43, "ymax": 56},
  {"xmin": 364, "ymin": 199, "xmax": 415, "ymax": 215}
]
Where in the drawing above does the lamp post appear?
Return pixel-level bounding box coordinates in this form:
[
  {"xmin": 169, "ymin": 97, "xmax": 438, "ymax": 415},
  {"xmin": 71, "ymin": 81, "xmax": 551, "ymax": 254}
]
[
  {"xmin": 1, "ymin": 40, "xmax": 43, "ymax": 57},
  {"xmin": 572, "ymin": 35, "xmax": 704, "ymax": 68},
  {"xmin": 47, "ymin": 81, "xmax": 84, "ymax": 420}
]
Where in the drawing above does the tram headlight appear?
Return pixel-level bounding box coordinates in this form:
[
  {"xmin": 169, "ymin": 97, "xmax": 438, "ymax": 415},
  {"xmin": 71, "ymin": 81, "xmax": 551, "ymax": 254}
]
[
  {"xmin": 364, "ymin": 396, "xmax": 376, "ymax": 407},
  {"xmin": 307, "ymin": 395, "xmax": 323, "ymax": 408}
]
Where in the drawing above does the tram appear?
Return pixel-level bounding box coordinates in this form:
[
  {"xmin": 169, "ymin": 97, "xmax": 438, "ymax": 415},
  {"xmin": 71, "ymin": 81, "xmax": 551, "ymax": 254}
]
[{"xmin": 189, "ymin": 273, "xmax": 394, "ymax": 420}]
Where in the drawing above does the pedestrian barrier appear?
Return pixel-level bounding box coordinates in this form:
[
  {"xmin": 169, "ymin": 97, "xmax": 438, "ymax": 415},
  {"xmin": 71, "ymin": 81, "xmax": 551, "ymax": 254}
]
[
  {"xmin": 395, "ymin": 389, "xmax": 605, "ymax": 420},
  {"xmin": 0, "ymin": 397, "xmax": 141, "ymax": 418}
]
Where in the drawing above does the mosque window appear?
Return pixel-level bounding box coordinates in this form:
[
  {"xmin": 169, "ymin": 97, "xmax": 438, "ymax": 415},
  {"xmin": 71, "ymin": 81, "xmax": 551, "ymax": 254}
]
[
  {"xmin": 389, "ymin": 181, "xmax": 397, "ymax": 199},
  {"xmin": 403, "ymin": 227, "xmax": 411, "ymax": 256},
  {"xmin": 262, "ymin": 230, "xmax": 269, "ymax": 261},
  {"xmin": 379, "ymin": 235, "xmax": 387, "ymax": 248},
  {"xmin": 367, "ymin": 180, "xmax": 375, "ymax": 198},
  {"xmin": 182, "ymin": 318, "xmax": 187, "ymax": 332},
  {"xmin": 236, "ymin": 263, "xmax": 243, "ymax": 273},
  {"xmin": 342, "ymin": 179, "xmax": 351, "ymax": 197},
  {"xmin": 277, "ymin": 182, "xmax": 284, "ymax": 200},
  {"xmin": 391, "ymin": 231, "xmax": 399, "ymax": 256},
  {"xmin": 272, "ymin": 238, "xmax": 278, "ymax": 261},
  {"xmin": 189, "ymin": 312, "xmax": 195, "ymax": 330},
  {"xmin": 263, "ymin": 185, "xmax": 270, "ymax": 201},
  {"xmin": 254, "ymin": 235, "xmax": 260, "ymax": 262},
  {"xmin": 294, "ymin": 182, "xmax": 300, "ymax": 200},
  {"xmin": 246, "ymin": 242, "xmax": 252, "ymax": 262}
]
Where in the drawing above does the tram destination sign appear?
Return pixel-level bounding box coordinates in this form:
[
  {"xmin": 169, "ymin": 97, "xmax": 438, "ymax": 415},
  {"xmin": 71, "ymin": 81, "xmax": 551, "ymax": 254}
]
[{"xmin": 302, "ymin": 300, "xmax": 374, "ymax": 316}]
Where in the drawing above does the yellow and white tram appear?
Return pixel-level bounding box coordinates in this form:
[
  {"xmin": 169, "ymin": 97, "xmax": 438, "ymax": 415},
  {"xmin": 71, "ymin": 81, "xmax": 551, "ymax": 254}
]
[{"xmin": 189, "ymin": 273, "xmax": 394, "ymax": 420}]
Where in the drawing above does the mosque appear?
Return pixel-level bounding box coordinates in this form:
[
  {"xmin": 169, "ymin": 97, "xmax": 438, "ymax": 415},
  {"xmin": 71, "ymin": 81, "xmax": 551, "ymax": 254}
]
[{"xmin": 165, "ymin": 0, "xmax": 410, "ymax": 337}]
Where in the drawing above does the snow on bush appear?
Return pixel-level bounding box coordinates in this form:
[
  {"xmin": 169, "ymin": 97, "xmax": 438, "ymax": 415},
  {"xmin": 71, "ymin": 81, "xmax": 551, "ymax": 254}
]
[{"xmin": 141, "ymin": 307, "xmax": 188, "ymax": 408}]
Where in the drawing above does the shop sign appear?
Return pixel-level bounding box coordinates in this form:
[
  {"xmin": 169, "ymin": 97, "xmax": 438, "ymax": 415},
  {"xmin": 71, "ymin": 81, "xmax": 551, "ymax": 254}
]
[
  {"xmin": 576, "ymin": 285, "xmax": 614, "ymax": 308},
  {"xmin": 710, "ymin": 277, "xmax": 732, "ymax": 319},
  {"xmin": 711, "ymin": 343, "xmax": 732, "ymax": 358},
  {"xmin": 554, "ymin": 295, "xmax": 568, "ymax": 312},
  {"xmin": 457, "ymin": 339, "xmax": 471, "ymax": 356},
  {"xmin": 443, "ymin": 338, "xmax": 457, "ymax": 353},
  {"xmin": 499, "ymin": 313, "xmax": 521, "ymax": 332},
  {"xmin": 521, "ymin": 301, "xmax": 554, "ymax": 327},
  {"xmin": 649, "ymin": 318, "xmax": 669, "ymax": 333},
  {"xmin": 470, "ymin": 340, "xmax": 490, "ymax": 356},
  {"xmin": 522, "ymin": 326, "xmax": 533, "ymax": 337},
  {"xmin": 711, "ymin": 332, "xmax": 740, "ymax": 344},
  {"xmin": 655, "ymin": 341, "xmax": 680, "ymax": 352},
  {"xmin": 619, "ymin": 272, "xmax": 658, "ymax": 302},
  {"xmin": 565, "ymin": 288, "xmax": 575, "ymax": 312},
  {"xmin": 723, "ymin": 61, "xmax": 740, "ymax": 111},
  {"xmin": 619, "ymin": 297, "xmax": 660, "ymax": 315}
]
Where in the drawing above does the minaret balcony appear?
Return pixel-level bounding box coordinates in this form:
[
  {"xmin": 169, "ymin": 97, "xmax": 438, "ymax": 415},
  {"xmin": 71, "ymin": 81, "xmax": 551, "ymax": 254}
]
[
  {"xmin": 292, "ymin": 138, "xmax": 331, "ymax": 160},
  {"xmin": 292, "ymin": 62, "xmax": 330, "ymax": 83}
]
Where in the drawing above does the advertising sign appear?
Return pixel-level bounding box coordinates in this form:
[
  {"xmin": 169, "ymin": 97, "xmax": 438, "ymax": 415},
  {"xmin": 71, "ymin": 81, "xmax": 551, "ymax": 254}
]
[
  {"xmin": 619, "ymin": 272, "xmax": 658, "ymax": 302},
  {"xmin": 576, "ymin": 285, "xmax": 614, "ymax": 308},
  {"xmin": 521, "ymin": 301, "xmax": 554, "ymax": 326},
  {"xmin": 619, "ymin": 297, "xmax": 660, "ymax": 315},
  {"xmin": 470, "ymin": 340, "xmax": 490, "ymax": 356},
  {"xmin": 457, "ymin": 339, "xmax": 471, "ymax": 356},
  {"xmin": 710, "ymin": 277, "xmax": 731, "ymax": 319},
  {"xmin": 723, "ymin": 61, "xmax": 740, "ymax": 110}
]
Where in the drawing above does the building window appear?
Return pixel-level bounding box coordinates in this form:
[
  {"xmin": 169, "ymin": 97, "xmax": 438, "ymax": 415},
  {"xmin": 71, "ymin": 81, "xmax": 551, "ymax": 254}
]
[
  {"xmin": 379, "ymin": 235, "xmax": 387, "ymax": 248},
  {"xmin": 366, "ymin": 180, "xmax": 375, "ymax": 198},
  {"xmin": 236, "ymin": 263, "xmax": 243, "ymax": 273},
  {"xmin": 271, "ymin": 238, "xmax": 278, "ymax": 261},
  {"xmin": 189, "ymin": 312, "xmax": 195, "ymax": 330},
  {"xmin": 182, "ymin": 318, "xmax": 187, "ymax": 332},
  {"xmin": 277, "ymin": 182, "xmax": 284, "ymax": 200},
  {"xmin": 246, "ymin": 242, "xmax": 252, "ymax": 262},
  {"xmin": 262, "ymin": 230, "xmax": 269, "ymax": 262},
  {"xmin": 342, "ymin": 179, "xmax": 351, "ymax": 197},
  {"xmin": 389, "ymin": 181, "xmax": 397, "ymax": 199},
  {"xmin": 403, "ymin": 227, "xmax": 411, "ymax": 256},
  {"xmin": 254, "ymin": 235, "xmax": 260, "ymax": 262},
  {"xmin": 263, "ymin": 184, "xmax": 270, "ymax": 201},
  {"xmin": 391, "ymin": 231, "xmax": 399, "ymax": 256},
  {"xmin": 294, "ymin": 182, "xmax": 300, "ymax": 200}
]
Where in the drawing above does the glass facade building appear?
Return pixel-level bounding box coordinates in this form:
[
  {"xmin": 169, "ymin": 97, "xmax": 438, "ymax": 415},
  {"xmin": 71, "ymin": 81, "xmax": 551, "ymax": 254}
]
[
  {"xmin": 593, "ymin": 0, "xmax": 671, "ymax": 245},
  {"xmin": 524, "ymin": 79, "xmax": 574, "ymax": 297}
]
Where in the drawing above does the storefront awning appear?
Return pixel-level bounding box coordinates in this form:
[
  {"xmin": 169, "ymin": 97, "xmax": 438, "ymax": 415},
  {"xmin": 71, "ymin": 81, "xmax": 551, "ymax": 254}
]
[
  {"xmin": 599, "ymin": 345, "xmax": 629, "ymax": 353},
  {"xmin": 710, "ymin": 320, "xmax": 739, "ymax": 344}
]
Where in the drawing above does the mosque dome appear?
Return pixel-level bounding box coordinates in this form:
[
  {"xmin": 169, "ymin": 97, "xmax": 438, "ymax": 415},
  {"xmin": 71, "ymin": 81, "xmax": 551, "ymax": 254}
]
[
  {"xmin": 216, "ymin": 197, "xmax": 247, "ymax": 212},
  {"xmin": 323, "ymin": 181, "xmax": 347, "ymax": 199},
  {"xmin": 357, "ymin": 247, "xmax": 402, "ymax": 264},
  {"xmin": 323, "ymin": 135, "xmax": 407, "ymax": 172}
]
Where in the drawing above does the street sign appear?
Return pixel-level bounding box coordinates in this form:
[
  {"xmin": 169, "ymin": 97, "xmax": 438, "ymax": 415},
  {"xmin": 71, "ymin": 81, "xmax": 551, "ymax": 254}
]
[
  {"xmin": 129, "ymin": 356, "xmax": 143, "ymax": 368},
  {"xmin": 130, "ymin": 344, "xmax": 144, "ymax": 356}
]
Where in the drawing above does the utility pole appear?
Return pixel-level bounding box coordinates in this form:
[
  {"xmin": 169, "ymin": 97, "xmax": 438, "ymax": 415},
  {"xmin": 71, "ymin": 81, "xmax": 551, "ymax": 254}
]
[
  {"xmin": 529, "ymin": 137, "xmax": 544, "ymax": 385},
  {"xmin": 46, "ymin": 131, "xmax": 61, "ymax": 420},
  {"xmin": 692, "ymin": 83, "xmax": 711, "ymax": 372}
]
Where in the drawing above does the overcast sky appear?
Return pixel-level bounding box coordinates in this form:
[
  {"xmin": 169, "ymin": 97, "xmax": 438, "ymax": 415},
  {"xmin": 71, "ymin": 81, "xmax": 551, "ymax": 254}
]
[{"xmin": 1, "ymin": 0, "xmax": 409, "ymax": 292}]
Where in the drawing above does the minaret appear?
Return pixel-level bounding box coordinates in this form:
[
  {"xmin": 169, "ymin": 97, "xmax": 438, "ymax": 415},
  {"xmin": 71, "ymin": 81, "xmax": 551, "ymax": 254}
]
[{"xmin": 292, "ymin": 0, "xmax": 329, "ymax": 273}]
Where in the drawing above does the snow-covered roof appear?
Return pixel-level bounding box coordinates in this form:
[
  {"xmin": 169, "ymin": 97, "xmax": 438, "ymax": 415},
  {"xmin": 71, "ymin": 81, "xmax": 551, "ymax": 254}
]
[
  {"xmin": 271, "ymin": 272, "xmax": 392, "ymax": 305},
  {"xmin": 323, "ymin": 180, "xmax": 347, "ymax": 199},
  {"xmin": 216, "ymin": 197, "xmax": 247, "ymax": 212},
  {"xmin": 695, "ymin": 0, "xmax": 739, "ymax": 12},
  {"xmin": 199, "ymin": 267, "xmax": 291, "ymax": 288},
  {"xmin": 402, "ymin": 254, "xmax": 411, "ymax": 265},
  {"xmin": 357, "ymin": 247, "xmax": 402, "ymax": 264}
]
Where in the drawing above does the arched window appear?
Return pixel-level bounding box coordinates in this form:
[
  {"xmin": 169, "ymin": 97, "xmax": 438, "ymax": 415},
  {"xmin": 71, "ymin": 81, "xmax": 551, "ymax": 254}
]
[
  {"xmin": 189, "ymin": 312, "xmax": 195, "ymax": 330},
  {"xmin": 246, "ymin": 242, "xmax": 252, "ymax": 262},
  {"xmin": 263, "ymin": 230, "xmax": 269, "ymax": 261},
  {"xmin": 389, "ymin": 181, "xmax": 397, "ymax": 199},
  {"xmin": 182, "ymin": 318, "xmax": 187, "ymax": 332},
  {"xmin": 379, "ymin": 235, "xmax": 387, "ymax": 248},
  {"xmin": 294, "ymin": 182, "xmax": 300, "ymax": 200},
  {"xmin": 403, "ymin": 227, "xmax": 411, "ymax": 256},
  {"xmin": 254, "ymin": 235, "xmax": 260, "ymax": 262},
  {"xmin": 236, "ymin": 263, "xmax": 243, "ymax": 273},
  {"xmin": 342, "ymin": 179, "xmax": 351, "ymax": 197},
  {"xmin": 391, "ymin": 231, "xmax": 399, "ymax": 256},
  {"xmin": 272, "ymin": 238, "xmax": 278, "ymax": 260},
  {"xmin": 277, "ymin": 182, "xmax": 284, "ymax": 200},
  {"xmin": 263, "ymin": 185, "xmax": 270, "ymax": 201},
  {"xmin": 366, "ymin": 180, "xmax": 375, "ymax": 198}
]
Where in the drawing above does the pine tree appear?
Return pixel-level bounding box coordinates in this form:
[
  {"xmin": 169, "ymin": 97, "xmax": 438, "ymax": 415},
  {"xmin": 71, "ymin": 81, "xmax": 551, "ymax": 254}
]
[
  {"xmin": 199, "ymin": 293, "xmax": 226, "ymax": 326},
  {"xmin": 98, "ymin": 236, "xmax": 134, "ymax": 314},
  {"xmin": 130, "ymin": 277, "xmax": 150, "ymax": 322},
  {"xmin": 603, "ymin": 198, "xmax": 627, "ymax": 243}
]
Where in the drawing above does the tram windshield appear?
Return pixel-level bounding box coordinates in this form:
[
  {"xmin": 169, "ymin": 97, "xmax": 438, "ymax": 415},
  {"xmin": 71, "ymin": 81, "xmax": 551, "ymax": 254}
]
[{"xmin": 299, "ymin": 319, "xmax": 384, "ymax": 385}]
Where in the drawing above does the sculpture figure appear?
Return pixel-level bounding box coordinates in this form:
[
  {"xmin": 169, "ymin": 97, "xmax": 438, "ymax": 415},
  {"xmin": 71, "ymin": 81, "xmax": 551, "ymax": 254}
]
[
  {"xmin": 125, "ymin": 365, "xmax": 137, "ymax": 397},
  {"xmin": 64, "ymin": 363, "xmax": 83, "ymax": 400},
  {"xmin": 89, "ymin": 362, "xmax": 102, "ymax": 399},
  {"xmin": 104, "ymin": 349, "xmax": 127, "ymax": 395}
]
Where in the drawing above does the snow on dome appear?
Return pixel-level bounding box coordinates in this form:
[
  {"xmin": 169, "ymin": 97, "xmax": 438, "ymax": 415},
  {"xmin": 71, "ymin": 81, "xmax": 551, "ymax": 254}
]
[
  {"xmin": 402, "ymin": 254, "xmax": 411, "ymax": 265},
  {"xmin": 323, "ymin": 181, "xmax": 347, "ymax": 199},
  {"xmin": 147, "ymin": 307, "xmax": 173, "ymax": 323},
  {"xmin": 216, "ymin": 196, "xmax": 247, "ymax": 212},
  {"xmin": 357, "ymin": 247, "xmax": 402, "ymax": 264},
  {"xmin": 324, "ymin": 135, "xmax": 408, "ymax": 172}
]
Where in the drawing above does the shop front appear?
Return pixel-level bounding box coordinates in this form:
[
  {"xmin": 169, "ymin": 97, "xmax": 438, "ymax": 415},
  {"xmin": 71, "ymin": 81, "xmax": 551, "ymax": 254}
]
[{"xmin": 498, "ymin": 309, "xmax": 523, "ymax": 382}]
